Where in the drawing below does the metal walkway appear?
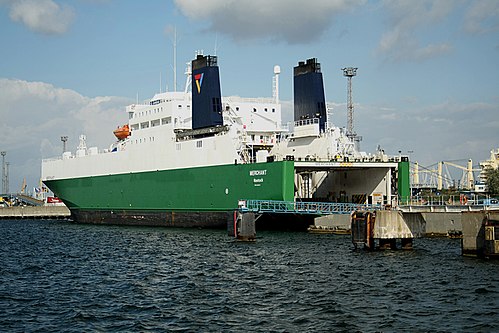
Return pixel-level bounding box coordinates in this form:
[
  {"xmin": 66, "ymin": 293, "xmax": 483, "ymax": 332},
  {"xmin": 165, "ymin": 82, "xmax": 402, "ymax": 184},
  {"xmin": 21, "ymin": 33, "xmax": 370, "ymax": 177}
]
[
  {"xmin": 238, "ymin": 199, "xmax": 381, "ymax": 215},
  {"xmin": 0, "ymin": 193, "xmax": 44, "ymax": 206}
]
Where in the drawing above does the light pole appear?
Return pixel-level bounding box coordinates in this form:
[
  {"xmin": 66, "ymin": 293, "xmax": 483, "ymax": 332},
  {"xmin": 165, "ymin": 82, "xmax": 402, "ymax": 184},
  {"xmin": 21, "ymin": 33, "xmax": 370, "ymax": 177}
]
[
  {"xmin": 1, "ymin": 151, "xmax": 5, "ymax": 194},
  {"xmin": 342, "ymin": 67, "xmax": 358, "ymax": 138},
  {"xmin": 5, "ymin": 162, "xmax": 9, "ymax": 194},
  {"xmin": 407, "ymin": 150, "xmax": 414, "ymax": 197}
]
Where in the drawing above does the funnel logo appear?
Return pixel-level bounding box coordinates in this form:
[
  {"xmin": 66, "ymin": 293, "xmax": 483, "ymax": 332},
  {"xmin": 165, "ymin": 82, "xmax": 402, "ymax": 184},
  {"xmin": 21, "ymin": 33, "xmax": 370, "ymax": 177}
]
[{"xmin": 194, "ymin": 73, "xmax": 204, "ymax": 94}]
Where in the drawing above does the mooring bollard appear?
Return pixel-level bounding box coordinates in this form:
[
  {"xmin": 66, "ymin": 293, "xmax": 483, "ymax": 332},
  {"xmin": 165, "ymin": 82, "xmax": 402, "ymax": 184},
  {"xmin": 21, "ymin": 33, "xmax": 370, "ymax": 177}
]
[{"xmin": 228, "ymin": 210, "xmax": 256, "ymax": 241}]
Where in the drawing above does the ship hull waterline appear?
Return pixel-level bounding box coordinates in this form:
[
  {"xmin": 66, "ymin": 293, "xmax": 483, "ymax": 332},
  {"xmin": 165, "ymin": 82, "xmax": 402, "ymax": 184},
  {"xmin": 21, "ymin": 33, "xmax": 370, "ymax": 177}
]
[
  {"xmin": 43, "ymin": 161, "xmax": 311, "ymax": 229},
  {"xmin": 70, "ymin": 209, "xmax": 315, "ymax": 231}
]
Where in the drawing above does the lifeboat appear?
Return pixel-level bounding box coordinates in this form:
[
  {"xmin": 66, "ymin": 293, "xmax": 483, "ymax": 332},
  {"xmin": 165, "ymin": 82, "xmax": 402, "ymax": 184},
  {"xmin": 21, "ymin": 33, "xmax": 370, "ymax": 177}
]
[{"xmin": 113, "ymin": 124, "xmax": 130, "ymax": 140}]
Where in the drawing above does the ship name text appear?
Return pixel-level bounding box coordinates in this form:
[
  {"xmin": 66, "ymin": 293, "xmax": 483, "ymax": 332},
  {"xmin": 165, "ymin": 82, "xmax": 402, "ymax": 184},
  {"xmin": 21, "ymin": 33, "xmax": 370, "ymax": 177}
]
[{"xmin": 249, "ymin": 170, "xmax": 267, "ymax": 176}]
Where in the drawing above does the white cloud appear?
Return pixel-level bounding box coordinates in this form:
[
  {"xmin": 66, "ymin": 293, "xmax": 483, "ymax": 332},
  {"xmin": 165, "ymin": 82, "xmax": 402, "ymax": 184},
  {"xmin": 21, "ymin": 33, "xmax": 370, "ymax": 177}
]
[
  {"xmin": 464, "ymin": 0, "xmax": 499, "ymax": 34},
  {"xmin": 174, "ymin": 0, "xmax": 365, "ymax": 44},
  {"xmin": 2, "ymin": 0, "xmax": 74, "ymax": 35},
  {"xmin": 377, "ymin": 0, "xmax": 499, "ymax": 62},
  {"xmin": 377, "ymin": 0, "xmax": 456, "ymax": 62},
  {"xmin": 356, "ymin": 100, "xmax": 499, "ymax": 166},
  {"xmin": 0, "ymin": 78, "xmax": 131, "ymax": 190},
  {"xmin": 284, "ymin": 97, "xmax": 495, "ymax": 168}
]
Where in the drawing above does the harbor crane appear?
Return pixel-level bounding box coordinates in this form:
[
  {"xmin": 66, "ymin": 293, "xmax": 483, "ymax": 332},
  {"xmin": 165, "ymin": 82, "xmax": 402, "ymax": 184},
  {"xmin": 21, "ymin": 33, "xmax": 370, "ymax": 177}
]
[
  {"xmin": 412, "ymin": 159, "xmax": 480, "ymax": 191},
  {"xmin": 441, "ymin": 160, "xmax": 480, "ymax": 190},
  {"xmin": 411, "ymin": 162, "xmax": 452, "ymax": 190}
]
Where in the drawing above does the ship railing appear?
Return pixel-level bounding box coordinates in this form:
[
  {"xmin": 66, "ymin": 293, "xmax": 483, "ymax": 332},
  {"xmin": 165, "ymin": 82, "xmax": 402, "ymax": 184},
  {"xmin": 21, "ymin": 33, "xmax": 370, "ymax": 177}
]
[
  {"xmin": 398, "ymin": 194, "xmax": 499, "ymax": 211},
  {"xmin": 224, "ymin": 96, "xmax": 276, "ymax": 104},
  {"xmin": 294, "ymin": 118, "xmax": 320, "ymax": 127},
  {"xmin": 238, "ymin": 199, "xmax": 382, "ymax": 215},
  {"xmin": 287, "ymin": 155, "xmax": 395, "ymax": 163},
  {"xmin": 398, "ymin": 194, "xmax": 499, "ymax": 209},
  {"xmin": 42, "ymin": 157, "xmax": 63, "ymax": 162}
]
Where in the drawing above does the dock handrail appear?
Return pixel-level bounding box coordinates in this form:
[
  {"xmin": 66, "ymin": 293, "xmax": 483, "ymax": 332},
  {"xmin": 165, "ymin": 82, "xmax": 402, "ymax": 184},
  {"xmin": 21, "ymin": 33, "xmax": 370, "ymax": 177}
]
[{"xmin": 238, "ymin": 199, "xmax": 382, "ymax": 215}]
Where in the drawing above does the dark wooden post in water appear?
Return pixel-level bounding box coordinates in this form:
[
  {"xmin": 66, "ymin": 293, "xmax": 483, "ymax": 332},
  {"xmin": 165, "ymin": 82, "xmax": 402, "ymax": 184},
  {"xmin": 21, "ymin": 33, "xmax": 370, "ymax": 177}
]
[
  {"xmin": 351, "ymin": 211, "xmax": 375, "ymax": 250},
  {"xmin": 228, "ymin": 211, "xmax": 256, "ymax": 241}
]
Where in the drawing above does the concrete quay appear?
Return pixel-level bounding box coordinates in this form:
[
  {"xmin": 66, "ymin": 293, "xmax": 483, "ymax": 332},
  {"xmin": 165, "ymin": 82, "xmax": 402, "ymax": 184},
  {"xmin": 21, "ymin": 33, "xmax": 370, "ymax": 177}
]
[
  {"xmin": 314, "ymin": 210, "xmax": 476, "ymax": 237},
  {"xmin": 462, "ymin": 211, "xmax": 499, "ymax": 258},
  {"xmin": 0, "ymin": 206, "xmax": 71, "ymax": 219}
]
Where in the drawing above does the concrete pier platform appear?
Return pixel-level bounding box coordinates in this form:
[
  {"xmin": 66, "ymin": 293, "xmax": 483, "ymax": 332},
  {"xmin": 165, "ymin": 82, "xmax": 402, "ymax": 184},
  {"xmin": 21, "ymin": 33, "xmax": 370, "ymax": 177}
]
[
  {"xmin": 351, "ymin": 210, "xmax": 425, "ymax": 250},
  {"xmin": 310, "ymin": 214, "xmax": 351, "ymax": 234},
  {"xmin": 0, "ymin": 206, "xmax": 71, "ymax": 219},
  {"xmin": 314, "ymin": 210, "xmax": 482, "ymax": 238},
  {"xmin": 374, "ymin": 210, "xmax": 425, "ymax": 240},
  {"xmin": 462, "ymin": 211, "xmax": 499, "ymax": 258}
]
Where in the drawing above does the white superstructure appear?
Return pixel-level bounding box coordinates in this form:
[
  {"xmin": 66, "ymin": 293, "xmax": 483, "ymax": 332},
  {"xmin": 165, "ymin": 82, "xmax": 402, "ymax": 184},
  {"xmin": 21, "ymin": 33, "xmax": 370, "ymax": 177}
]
[
  {"xmin": 42, "ymin": 84, "xmax": 285, "ymax": 182},
  {"xmin": 42, "ymin": 56, "xmax": 382, "ymax": 188}
]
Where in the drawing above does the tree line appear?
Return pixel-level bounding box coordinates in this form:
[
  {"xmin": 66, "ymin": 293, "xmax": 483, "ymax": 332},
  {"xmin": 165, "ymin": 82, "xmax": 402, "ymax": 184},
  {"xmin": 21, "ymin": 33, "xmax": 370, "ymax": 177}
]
[{"xmin": 486, "ymin": 168, "xmax": 499, "ymax": 195}]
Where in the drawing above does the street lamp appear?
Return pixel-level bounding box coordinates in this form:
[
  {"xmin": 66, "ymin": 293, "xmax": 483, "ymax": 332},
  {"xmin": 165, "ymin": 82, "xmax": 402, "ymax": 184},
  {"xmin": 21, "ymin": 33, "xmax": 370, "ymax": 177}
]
[{"xmin": 1, "ymin": 151, "xmax": 5, "ymax": 194}]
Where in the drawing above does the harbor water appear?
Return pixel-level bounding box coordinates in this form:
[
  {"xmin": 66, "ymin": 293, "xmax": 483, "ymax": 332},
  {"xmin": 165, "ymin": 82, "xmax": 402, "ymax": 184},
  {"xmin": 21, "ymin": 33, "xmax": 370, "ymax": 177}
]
[{"xmin": 1, "ymin": 219, "xmax": 498, "ymax": 332}]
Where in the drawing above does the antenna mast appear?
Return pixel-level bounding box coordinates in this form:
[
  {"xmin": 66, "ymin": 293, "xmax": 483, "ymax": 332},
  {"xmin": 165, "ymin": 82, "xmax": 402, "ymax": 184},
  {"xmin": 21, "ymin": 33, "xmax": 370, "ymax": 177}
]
[
  {"xmin": 214, "ymin": 34, "xmax": 218, "ymax": 55},
  {"xmin": 184, "ymin": 61, "xmax": 192, "ymax": 94},
  {"xmin": 173, "ymin": 26, "xmax": 177, "ymax": 92}
]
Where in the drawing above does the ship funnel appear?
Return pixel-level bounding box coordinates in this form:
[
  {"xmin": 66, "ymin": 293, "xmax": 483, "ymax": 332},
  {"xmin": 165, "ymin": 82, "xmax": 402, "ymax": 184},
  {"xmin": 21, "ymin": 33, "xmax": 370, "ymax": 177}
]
[
  {"xmin": 191, "ymin": 54, "xmax": 223, "ymax": 129},
  {"xmin": 293, "ymin": 58, "xmax": 327, "ymax": 132}
]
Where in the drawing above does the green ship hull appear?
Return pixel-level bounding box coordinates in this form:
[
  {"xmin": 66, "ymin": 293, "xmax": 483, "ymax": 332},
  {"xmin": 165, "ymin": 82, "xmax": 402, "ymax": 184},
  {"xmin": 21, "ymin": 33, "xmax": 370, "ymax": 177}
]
[{"xmin": 44, "ymin": 161, "xmax": 295, "ymax": 227}]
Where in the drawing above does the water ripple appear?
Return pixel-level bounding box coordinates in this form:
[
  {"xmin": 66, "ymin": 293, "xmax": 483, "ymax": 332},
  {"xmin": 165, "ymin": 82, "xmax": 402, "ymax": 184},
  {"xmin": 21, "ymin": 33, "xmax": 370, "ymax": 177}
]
[{"xmin": 0, "ymin": 220, "xmax": 498, "ymax": 332}]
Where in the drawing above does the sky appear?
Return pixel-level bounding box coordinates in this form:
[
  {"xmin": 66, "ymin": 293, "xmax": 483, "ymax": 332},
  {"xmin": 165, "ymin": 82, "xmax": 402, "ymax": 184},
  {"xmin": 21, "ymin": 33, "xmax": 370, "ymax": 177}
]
[{"xmin": 0, "ymin": 0, "xmax": 498, "ymax": 192}]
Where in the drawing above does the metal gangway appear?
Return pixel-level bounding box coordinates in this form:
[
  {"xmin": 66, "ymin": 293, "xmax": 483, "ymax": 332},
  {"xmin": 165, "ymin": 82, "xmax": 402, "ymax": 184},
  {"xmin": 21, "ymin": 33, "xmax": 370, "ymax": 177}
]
[{"xmin": 238, "ymin": 199, "xmax": 381, "ymax": 215}]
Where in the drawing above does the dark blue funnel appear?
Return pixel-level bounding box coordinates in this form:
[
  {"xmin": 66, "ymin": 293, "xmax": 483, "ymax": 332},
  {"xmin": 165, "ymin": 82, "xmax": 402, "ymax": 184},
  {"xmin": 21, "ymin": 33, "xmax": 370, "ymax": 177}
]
[
  {"xmin": 191, "ymin": 55, "xmax": 223, "ymax": 130},
  {"xmin": 294, "ymin": 58, "xmax": 327, "ymax": 132}
]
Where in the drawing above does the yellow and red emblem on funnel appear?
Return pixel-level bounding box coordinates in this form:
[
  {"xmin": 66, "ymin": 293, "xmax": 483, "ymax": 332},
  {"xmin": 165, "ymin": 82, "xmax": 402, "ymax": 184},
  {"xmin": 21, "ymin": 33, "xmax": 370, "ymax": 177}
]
[{"xmin": 194, "ymin": 73, "xmax": 204, "ymax": 93}]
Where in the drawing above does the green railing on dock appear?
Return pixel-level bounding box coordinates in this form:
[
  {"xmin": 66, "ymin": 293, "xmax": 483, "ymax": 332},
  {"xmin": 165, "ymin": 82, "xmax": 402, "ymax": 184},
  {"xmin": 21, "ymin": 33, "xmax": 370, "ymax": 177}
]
[{"xmin": 238, "ymin": 199, "xmax": 381, "ymax": 215}]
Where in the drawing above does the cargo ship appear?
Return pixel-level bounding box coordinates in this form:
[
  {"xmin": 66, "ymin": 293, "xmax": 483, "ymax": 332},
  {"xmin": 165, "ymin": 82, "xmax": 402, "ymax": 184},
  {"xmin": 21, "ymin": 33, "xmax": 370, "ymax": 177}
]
[{"xmin": 42, "ymin": 55, "xmax": 409, "ymax": 228}]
